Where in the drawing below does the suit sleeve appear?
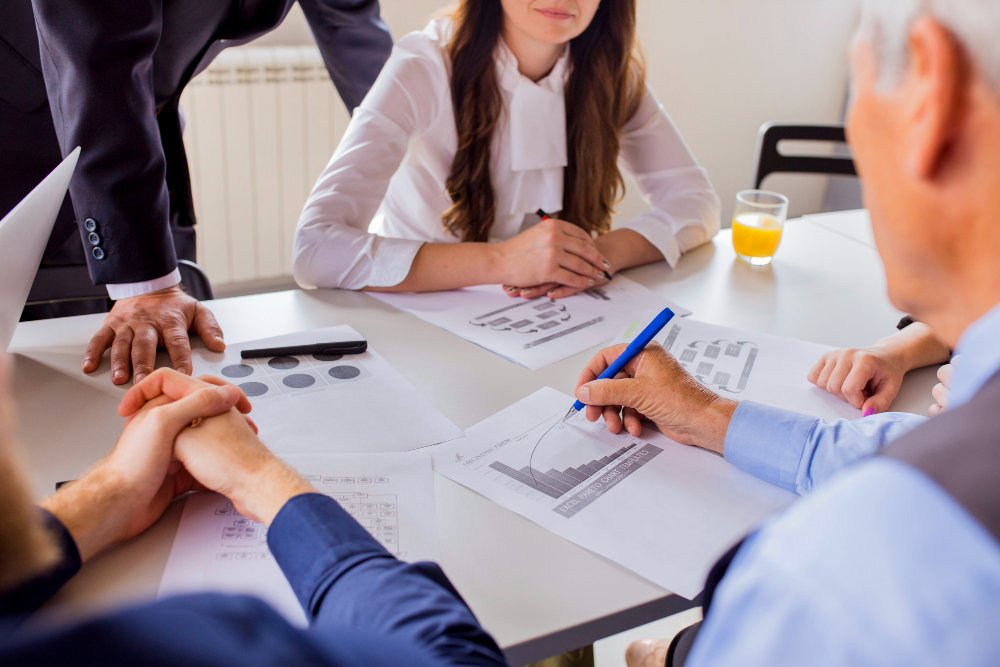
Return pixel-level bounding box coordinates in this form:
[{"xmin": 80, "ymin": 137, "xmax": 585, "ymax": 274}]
[
  {"xmin": 297, "ymin": 0, "xmax": 394, "ymax": 111},
  {"xmin": 30, "ymin": 0, "xmax": 177, "ymax": 285}
]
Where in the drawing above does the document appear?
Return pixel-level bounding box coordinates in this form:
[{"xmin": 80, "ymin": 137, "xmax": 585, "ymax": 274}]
[
  {"xmin": 613, "ymin": 316, "xmax": 860, "ymax": 419},
  {"xmin": 158, "ymin": 452, "xmax": 440, "ymax": 626},
  {"xmin": 432, "ymin": 388, "xmax": 794, "ymax": 599},
  {"xmin": 369, "ymin": 276, "xmax": 690, "ymax": 370},
  {"xmin": 191, "ymin": 325, "xmax": 462, "ymax": 454}
]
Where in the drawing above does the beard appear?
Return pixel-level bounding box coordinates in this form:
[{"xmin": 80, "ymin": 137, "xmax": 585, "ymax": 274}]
[{"xmin": 0, "ymin": 431, "xmax": 60, "ymax": 593}]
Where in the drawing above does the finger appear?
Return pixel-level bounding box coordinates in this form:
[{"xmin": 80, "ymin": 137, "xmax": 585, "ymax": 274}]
[
  {"xmin": 109, "ymin": 326, "xmax": 135, "ymax": 385},
  {"xmin": 806, "ymin": 353, "xmax": 831, "ymax": 384},
  {"xmin": 519, "ymin": 283, "xmax": 560, "ymax": 298},
  {"xmin": 576, "ymin": 344, "xmax": 630, "ymax": 389},
  {"xmin": 826, "ymin": 356, "xmax": 857, "ymax": 400},
  {"xmin": 931, "ymin": 381, "xmax": 948, "ymax": 407},
  {"xmin": 244, "ymin": 415, "xmax": 259, "ymax": 435},
  {"xmin": 192, "ymin": 304, "xmax": 226, "ymax": 353},
  {"xmin": 561, "ymin": 235, "xmax": 609, "ymax": 273},
  {"xmin": 149, "ymin": 387, "xmax": 243, "ymax": 438},
  {"xmin": 841, "ymin": 362, "xmax": 876, "ymax": 409},
  {"xmin": 623, "ymin": 407, "xmax": 643, "ymax": 436},
  {"xmin": 576, "ymin": 376, "xmax": 643, "ymax": 412},
  {"xmin": 928, "ymin": 403, "xmax": 943, "ymax": 416},
  {"xmin": 862, "ymin": 377, "xmax": 899, "ymax": 415},
  {"xmin": 937, "ymin": 363, "xmax": 953, "ymax": 386},
  {"xmin": 550, "ymin": 266, "xmax": 596, "ymax": 289},
  {"xmin": 131, "ymin": 325, "xmax": 159, "ymax": 385},
  {"xmin": 196, "ymin": 375, "xmax": 253, "ymax": 414},
  {"xmin": 119, "ymin": 369, "xmax": 250, "ymax": 417},
  {"xmin": 504, "ymin": 285, "xmax": 520, "ymax": 297},
  {"xmin": 83, "ymin": 325, "xmax": 116, "ymax": 373},
  {"xmin": 558, "ymin": 250, "xmax": 602, "ymax": 281},
  {"xmin": 584, "ymin": 404, "xmax": 603, "ymax": 422},
  {"xmin": 162, "ymin": 325, "xmax": 193, "ymax": 376},
  {"xmin": 603, "ymin": 405, "xmax": 623, "ymax": 434},
  {"xmin": 545, "ymin": 285, "xmax": 586, "ymax": 299}
]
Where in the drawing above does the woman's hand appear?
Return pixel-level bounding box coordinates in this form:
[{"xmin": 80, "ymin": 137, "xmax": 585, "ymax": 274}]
[
  {"xmin": 573, "ymin": 344, "xmax": 738, "ymax": 453},
  {"xmin": 807, "ymin": 323, "xmax": 951, "ymax": 415},
  {"xmin": 41, "ymin": 378, "xmax": 245, "ymax": 561},
  {"xmin": 495, "ymin": 218, "xmax": 610, "ymax": 296},
  {"xmin": 929, "ymin": 356, "xmax": 956, "ymax": 416}
]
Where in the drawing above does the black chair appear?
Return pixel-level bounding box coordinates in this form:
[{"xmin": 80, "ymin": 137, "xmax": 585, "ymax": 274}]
[
  {"xmin": 751, "ymin": 123, "xmax": 857, "ymax": 189},
  {"xmin": 177, "ymin": 259, "xmax": 214, "ymax": 301}
]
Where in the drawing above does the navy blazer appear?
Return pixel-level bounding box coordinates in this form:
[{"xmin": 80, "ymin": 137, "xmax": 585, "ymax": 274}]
[{"xmin": 1, "ymin": 0, "xmax": 391, "ymax": 285}]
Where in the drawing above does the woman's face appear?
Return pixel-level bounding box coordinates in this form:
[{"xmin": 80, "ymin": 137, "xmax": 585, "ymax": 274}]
[{"xmin": 500, "ymin": 0, "xmax": 602, "ymax": 45}]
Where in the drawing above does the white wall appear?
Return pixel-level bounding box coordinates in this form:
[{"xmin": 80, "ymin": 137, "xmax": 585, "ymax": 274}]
[{"xmin": 256, "ymin": 0, "xmax": 860, "ymax": 223}]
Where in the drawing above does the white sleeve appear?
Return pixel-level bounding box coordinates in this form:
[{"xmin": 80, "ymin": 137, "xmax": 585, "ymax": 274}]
[
  {"xmin": 617, "ymin": 86, "xmax": 721, "ymax": 267},
  {"xmin": 106, "ymin": 268, "xmax": 182, "ymax": 300},
  {"xmin": 292, "ymin": 39, "xmax": 442, "ymax": 290}
]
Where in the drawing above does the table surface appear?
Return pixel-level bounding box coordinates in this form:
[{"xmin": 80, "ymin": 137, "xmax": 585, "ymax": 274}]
[{"xmin": 10, "ymin": 210, "xmax": 937, "ymax": 665}]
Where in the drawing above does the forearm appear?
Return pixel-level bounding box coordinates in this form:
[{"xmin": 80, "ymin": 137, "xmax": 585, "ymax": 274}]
[
  {"xmin": 875, "ymin": 322, "xmax": 951, "ymax": 371},
  {"xmin": 595, "ymin": 228, "xmax": 664, "ymax": 274},
  {"xmin": 39, "ymin": 470, "xmax": 128, "ymax": 562},
  {"xmin": 366, "ymin": 242, "xmax": 505, "ymax": 292}
]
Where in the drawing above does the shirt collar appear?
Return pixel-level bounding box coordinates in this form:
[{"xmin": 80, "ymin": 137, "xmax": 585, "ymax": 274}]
[
  {"xmin": 496, "ymin": 38, "xmax": 569, "ymax": 172},
  {"xmin": 949, "ymin": 301, "xmax": 1000, "ymax": 408}
]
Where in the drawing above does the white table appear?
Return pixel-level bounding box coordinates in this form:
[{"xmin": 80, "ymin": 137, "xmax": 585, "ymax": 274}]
[{"xmin": 10, "ymin": 211, "xmax": 937, "ymax": 664}]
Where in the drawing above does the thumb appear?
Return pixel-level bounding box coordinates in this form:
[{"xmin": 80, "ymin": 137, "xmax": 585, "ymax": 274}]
[
  {"xmin": 576, "ymin": 376, "xmax": 642, "ymax": 409},
  {"xmin": 861, "ymin": 381, "xmax": 897, "ymax": 416},
  {"xmin": 151, "ymin": 385, "xmax": 242, "ymax": 436}
]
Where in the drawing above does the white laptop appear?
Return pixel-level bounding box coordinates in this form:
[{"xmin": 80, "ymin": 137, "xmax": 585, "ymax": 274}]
[{"xmin": 0, "ymin": 147, "xmax": 80, "ymax": 351}]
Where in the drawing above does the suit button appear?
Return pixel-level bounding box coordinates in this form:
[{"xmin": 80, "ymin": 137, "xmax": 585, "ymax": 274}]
[
  {"xmin": 92, "ymin": 247, "xmax": 106, "ymax": 260},
  {"xmin": 88, "ymin": 232, "xmax": 101, "ymax": 246},
  {"xmin": 84, "ymin": 218, "xmax": 98, "ymax": 232}
]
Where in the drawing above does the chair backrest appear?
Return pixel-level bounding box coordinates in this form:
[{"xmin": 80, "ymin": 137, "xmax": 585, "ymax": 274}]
[
  {"xmin": 751, "ymin": 123, "xmax": 857, "ymax": 189},
  {"xmin": 177, "ymin": 259, "xmax": 214, "ymax": 301}
]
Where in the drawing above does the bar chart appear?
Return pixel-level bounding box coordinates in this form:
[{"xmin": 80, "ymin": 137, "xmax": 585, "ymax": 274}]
[{"xmin": 489, "ymin": 443, "xmax": 639, "ymax": 499}]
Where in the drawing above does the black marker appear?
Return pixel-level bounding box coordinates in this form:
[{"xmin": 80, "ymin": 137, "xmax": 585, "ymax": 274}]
[{"xmin": 240, "ymin": 340, "xmax": 367, "ymax": 360}]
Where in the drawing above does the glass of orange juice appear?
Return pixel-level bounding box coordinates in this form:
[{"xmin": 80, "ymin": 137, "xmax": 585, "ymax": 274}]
[{"xmin": 732, "ymin": 190, "xmax": 789, "ymax": 265}]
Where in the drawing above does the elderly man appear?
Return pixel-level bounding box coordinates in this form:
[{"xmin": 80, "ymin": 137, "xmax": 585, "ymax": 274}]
[
  {"xmin": 574, "ymin": 1, "xmax": 1000, "ymax": 665},
  {"xmin": 0, "ymin": 361, "xmax": 506, "ymax": 665}
]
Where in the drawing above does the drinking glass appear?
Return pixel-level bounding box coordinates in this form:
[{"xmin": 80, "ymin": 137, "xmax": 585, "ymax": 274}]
[{"xmin": 731, "ymin": 189, "xmax": 789, "ymax": 265}]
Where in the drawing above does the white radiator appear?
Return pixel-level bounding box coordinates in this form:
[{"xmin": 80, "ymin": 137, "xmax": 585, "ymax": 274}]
[{"xmin": 180, "ymin": 46, "xmax": 350, "ymax": 286}]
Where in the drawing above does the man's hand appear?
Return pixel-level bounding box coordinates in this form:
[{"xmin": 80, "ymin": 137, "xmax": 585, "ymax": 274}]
[
  {"xmin": 120, "ymin": 369, "xmax": 312, "ymax": 524},
  {"xmin": 82, "ymin": 285, "xmax": 226, "ymax": 385},
  {"xmin": 40, "ymin": 377, "xmax": 245, "ymax": 561},
  {"xmin": 574, "ymin": 344, "xmax": 738, "ymax": 454}
]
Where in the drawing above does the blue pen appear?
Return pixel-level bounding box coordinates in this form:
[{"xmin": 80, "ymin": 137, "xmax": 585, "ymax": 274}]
[{"xmin": 563, "ymin": 307, "xmax": 675, "ymax": 421}]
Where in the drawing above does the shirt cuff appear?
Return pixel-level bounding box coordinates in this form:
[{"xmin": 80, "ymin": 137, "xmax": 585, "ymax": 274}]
[
  {"xmin": 620, "ymin": 214, "xmax": 683, "ymax": 267},
  {"xmin": 267, "ymin": 493, "xmax": 392, "ymax": 618},
  {"xmin": 106, "ymin": 268, "xmax": 181, "ymax": 300},
  {"xmin": 365, "ymin": 236, "xmax": 425, "ymax": 288},
  {"xmin": 723, "ymin": 401, "xmax": 819, "ymax": 492}
]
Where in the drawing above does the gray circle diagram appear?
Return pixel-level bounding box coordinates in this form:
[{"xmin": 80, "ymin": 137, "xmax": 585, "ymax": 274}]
[
  {"xmin": 283, "ymin": 373, "xmax": 316, "ymax": 389},
  {"xmin": 313, "ymin": 353, "xmax": 343, "ymax": 362},
  {"xmin": 328, "ymin": 365, "xmax": 361, "ymax": 380},
  {"xmin": 240, "ymin": 381, "xmax": 269, "ymax": 397},
  {"xmin": 221, "ymin": 364, "xmax": 254, "ymax": 379},
  {"xmin": 268, "ymin": 356, "xmax": 299, "ymax": 370}
]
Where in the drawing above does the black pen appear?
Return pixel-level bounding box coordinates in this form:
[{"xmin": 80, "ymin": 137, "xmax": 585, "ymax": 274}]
[
  {"xmin": 536, "ymin": 208, "xmax": 613, "ymax": 281},
  {"xmin": 240, "ymin": 340, "xmax": 367, "ymax": 359}
]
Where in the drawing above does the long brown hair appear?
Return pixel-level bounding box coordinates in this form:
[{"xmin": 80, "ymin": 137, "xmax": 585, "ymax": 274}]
[{"xmin": 442, "ymin": 0, "xmax": 646, "ymax": 242}]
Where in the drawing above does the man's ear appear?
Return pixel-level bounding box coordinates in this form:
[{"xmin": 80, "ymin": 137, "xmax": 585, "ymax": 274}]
[{"xmin": 903, "ymin": 15, "xmax": 969, "ymax": 180}]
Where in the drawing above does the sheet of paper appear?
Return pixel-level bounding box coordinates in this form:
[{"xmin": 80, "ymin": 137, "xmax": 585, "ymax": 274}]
[
  {"xmin": 191, "ymin": 325, "xmax": 462, "ymax": 453},
  {"xmin": 369, "ymin": 276, "xmax": 690, "ymax": 370},
  {"xmin": 158, "ymin": 452, "xmax": 440, "ymax": 626},
  {"xmin": 432, "ymin": 388, "xmax": 794, "ymax": 599},
  {"xmin": 613, "ymin": 317, "xmax": 860, "ymax": 420}
]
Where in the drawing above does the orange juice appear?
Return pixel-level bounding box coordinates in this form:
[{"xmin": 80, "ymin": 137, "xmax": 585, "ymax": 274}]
[{"xmin": 733, "ymin": 212, "xmax": 783, "ymax": 263}]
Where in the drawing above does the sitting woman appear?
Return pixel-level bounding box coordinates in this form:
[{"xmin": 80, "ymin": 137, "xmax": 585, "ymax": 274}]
[{"xmin": 293, "ymin": 0, "xmax": 720, "ymax": 299}]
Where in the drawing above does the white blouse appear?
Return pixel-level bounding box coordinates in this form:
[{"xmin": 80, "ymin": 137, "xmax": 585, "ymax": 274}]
[{"xmin": 293, "ymin": 18, "xmax": 721, "ymax": 291}]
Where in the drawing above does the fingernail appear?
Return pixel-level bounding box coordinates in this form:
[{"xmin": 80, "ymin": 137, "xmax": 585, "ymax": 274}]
[
  {"xmin": 576, "ymin": 385, "xmax": 590, "ymax": 402},
  {"xmin": 548, "ymin": 291, "xmax": 557, "ymax": 298},
  {"xmin": 113, "ymin": 368, "xmax": 125, "ymax": 380},
  {"xmin": 134, "ymin": 373, "xmax": 146, "ymax": 384},
  {"xmin": 507, "ymin": 287, "xmax": 517, "ymax": 293},
  {"xmin": 587, "ymin": 279, "xmax": 595, "ymax": 286},
  {"xmin": 523, "ymin": 288, "xmax": 533, "ymax": 295},
  {"xmin": 214, "ymin": 335, "xmax": 225, "ymax": 343},
  {"xmin": 603, "ymin": 260, "xmax": 611, "ymax": 268},
  {"xmin": 863, "ymin": 406, "xmax": 876, "ymax": 417}
]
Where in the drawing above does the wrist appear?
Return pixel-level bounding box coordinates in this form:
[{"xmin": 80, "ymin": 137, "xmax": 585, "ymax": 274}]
[
  {"xmin": 697, "ymin": 397, "xmax": 739, "ymax": 455},
  {"xmin": 40, "ymin": 469, "xmax": 125, "ymax": 562},
  {"xmin": 485, "ymin": 241, "xmax": 510, "ymax": 284},
  {"xmin": 231, "ymin": 458, "xmax": 315, "ymax": 525}
]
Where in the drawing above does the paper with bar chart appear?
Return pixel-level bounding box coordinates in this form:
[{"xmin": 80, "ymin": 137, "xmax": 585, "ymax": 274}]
[
  {"xmin": 370, "ymin": 275, "xmax": 689, "ymax": 370},
  {"xmin": 613, "ymin": 316, "xmax": 861, "ymax": 419},
  {"xmin": 432, "ymin": 388, "xmax": 794, "ymax": 598},
  {"xmin": 159, "ymin": 452, "xmax": 439, "ymax": 626},
  {"xmin": 191, "ymin": 325, "xmax": 462, "ymax": 454}
]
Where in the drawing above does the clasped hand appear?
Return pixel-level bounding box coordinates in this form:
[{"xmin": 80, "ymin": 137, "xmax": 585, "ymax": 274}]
[
  {"xmin": 39, "ymin": 368, "xmax": 312, "ymax": 562},
  {"xmin": 496, "ymin": 217, "xmax": 611, "ymax": 300}
]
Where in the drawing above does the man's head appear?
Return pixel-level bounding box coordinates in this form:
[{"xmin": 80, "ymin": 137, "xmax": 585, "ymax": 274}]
[
  {"xmin": 848, "ymin": 0, "xmax": 1000, "ymax": 347},
  {"xmin": 0, "ymin": 353, "xmax": 59, "ymax": 593}
]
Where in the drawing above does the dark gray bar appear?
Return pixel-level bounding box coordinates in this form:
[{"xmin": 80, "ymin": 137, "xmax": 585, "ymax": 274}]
[
  {"xmin": 522, "ymin": 467, "xmax": 573, "ymax": 495},
  {"xmin": 522, "ymin": 317, "xmax": 605, "ymax": 350},
  {"xmin": 553, "ymin": 445, "xmax": 664, "ymax": 518},
  {"xmin": 561, "ymin": 468, "xmax": 588, "ymax": 483},
  {"xmin": 546, "ymin": 469, "xmax": 580, "ymax": 488},
  {"xmin": 473, "ymin": 301, "xmax": 530, "ymax": 321},
  {"xmin": 661, "ymin": 325, "xmax": 681, "ymax": 353},
  {"xmin": 490, "ymin": 462, "xmax": 562, "ymax": 499},
  {"xmin": 738, "ymin": 347, "xmax": 758, "ymax": 390}
]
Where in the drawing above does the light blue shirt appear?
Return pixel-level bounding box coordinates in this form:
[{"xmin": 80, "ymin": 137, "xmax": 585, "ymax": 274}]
[{"xmin": 688, "ymin": 303, "xmax": 1000, "ymax": 667}]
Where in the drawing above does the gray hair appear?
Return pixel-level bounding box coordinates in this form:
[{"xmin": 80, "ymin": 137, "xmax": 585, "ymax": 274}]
[{"xmin": 858, "ymin": 0, "xmax": 1000, "ymax": 92}]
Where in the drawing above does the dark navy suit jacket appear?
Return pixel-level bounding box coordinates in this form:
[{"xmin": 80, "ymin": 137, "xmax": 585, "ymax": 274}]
[
  {"xmin": 0, "ymin": 494, "xmax": 507, "ymax": 666},
  {"xmin": 0, "ymin": 0, "xmax": 391, "ymax": 286}
]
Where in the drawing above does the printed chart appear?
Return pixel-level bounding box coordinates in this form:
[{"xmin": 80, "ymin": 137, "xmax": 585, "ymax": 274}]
[
  {"xmin": 159, "ymin": 452, "xmax": 439, "ymax": 626},
  {"xmin": 211, "ymin": 353, "xmax": 372, "ymax": 401},
  {"xmin": 661, "ymin": 323, "xmax": 758, "ymax": 394}
]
